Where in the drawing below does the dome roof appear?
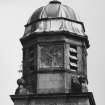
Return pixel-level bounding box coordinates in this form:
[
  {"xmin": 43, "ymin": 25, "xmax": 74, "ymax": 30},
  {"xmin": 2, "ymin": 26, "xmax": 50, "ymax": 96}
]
[
  {"xmin": 27, "ymin": 1, "xmax": 79, "ymax": 24},
  {"xmin": 23, "ymin": 0, "xmax": 85, "ymax": 37}
]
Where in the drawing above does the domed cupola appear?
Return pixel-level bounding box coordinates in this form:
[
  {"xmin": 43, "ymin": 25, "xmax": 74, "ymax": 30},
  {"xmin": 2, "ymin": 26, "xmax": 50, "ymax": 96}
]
[
  {"xmin": 18, "ymin": 0, "xmax": 90, "ymax": 95},
  {"xmin": 23, "ymin": 0, "xmax": 85, "ymax": 38},
  {"xmin": 11, "ymin": 1, "xmax": 96, "ymax": 105}
]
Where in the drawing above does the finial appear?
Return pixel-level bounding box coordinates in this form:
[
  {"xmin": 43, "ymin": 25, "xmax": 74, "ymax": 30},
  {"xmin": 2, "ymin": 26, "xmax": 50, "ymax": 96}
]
[
  {"xmin": 17, "ymin": 78, "xmax": 26, "ymax": 86},
  {"xmin": 49, "ymin": 0, "xmax": 61, "ymax": 4}
]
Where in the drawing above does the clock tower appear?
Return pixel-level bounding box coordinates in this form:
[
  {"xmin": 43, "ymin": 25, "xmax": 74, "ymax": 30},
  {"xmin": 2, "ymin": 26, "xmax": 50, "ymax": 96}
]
[{"xmin": 10, "ymin": 0, "xmax": 96, "ymax": 105}]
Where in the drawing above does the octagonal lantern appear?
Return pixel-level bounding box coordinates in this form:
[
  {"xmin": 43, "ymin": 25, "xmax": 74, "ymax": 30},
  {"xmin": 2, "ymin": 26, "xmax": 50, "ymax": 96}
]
[{"xmin": 18, "ymin": 0, "xmax": 90, "ymax": 94}]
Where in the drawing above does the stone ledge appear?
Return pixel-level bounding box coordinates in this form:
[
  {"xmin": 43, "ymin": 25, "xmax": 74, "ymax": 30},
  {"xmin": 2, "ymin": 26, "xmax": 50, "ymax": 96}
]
[{"xmin": 10, "ymin": 92, "xmax": 95, "ymax": 105}]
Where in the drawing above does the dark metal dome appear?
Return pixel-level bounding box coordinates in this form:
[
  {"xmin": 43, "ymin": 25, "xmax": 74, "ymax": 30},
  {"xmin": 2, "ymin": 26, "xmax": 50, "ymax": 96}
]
[{"xmin": 23, "ymin": 0, "xmax": 85, "ymax": 37}]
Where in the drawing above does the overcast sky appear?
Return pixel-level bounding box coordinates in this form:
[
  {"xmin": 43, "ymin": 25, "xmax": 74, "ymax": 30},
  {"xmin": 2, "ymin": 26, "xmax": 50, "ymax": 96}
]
[{"xmin": 0, "ymin": 0, "xmax": 105, "ymax": 105}]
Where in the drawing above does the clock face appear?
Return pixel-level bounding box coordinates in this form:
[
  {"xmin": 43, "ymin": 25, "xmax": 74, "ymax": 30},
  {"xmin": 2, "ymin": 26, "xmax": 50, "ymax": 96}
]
[{"xmin": 38, "ymin": 44, "xmax": 64, "ymax": 69}]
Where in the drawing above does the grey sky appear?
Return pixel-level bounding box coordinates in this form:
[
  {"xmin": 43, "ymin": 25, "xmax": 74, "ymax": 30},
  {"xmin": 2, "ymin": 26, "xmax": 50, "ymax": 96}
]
[{"xmin": 0, "ymin": 0, "xmax": 105, "ymax": 105}]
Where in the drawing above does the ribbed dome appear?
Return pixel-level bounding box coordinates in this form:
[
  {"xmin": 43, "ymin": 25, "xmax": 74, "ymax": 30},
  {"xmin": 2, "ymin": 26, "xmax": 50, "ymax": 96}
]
[
  {"xmin": 27, "ymin": 1, "xmax": 79, "ymax": 24},
  {"xmin": 23, "ymin": 0, "xmax": 85, "ymax": 37}
]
